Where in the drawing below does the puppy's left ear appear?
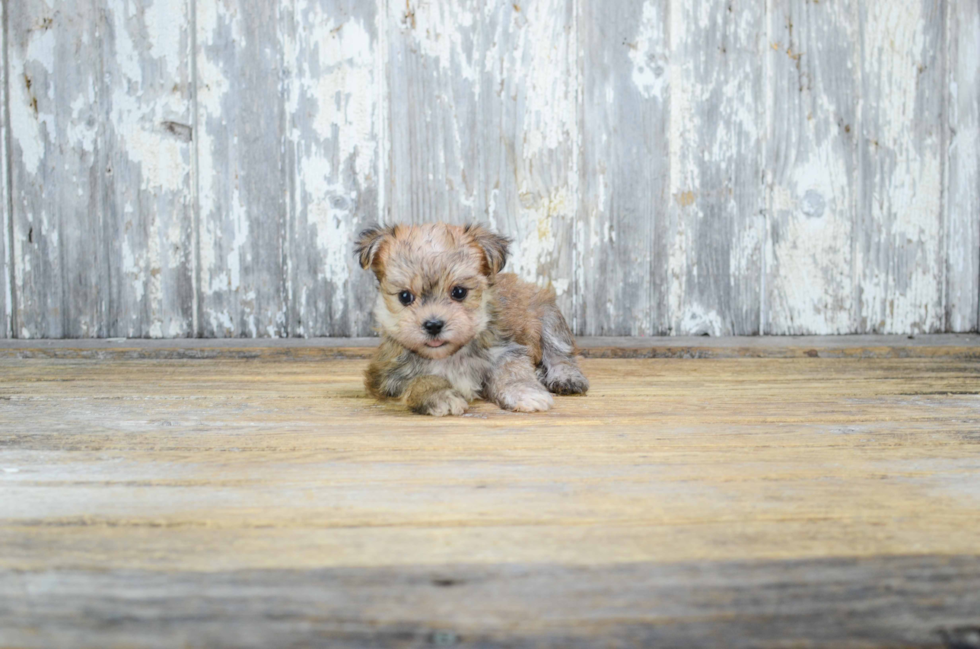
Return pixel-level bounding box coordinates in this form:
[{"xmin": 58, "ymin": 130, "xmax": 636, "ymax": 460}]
[
  {"xmin": 465, "ymin": 223, "xmax": 510, "ymax": 276},
  {"xmin": 354, "ymin": 224, "xmax": 394, "ymax": 276}
]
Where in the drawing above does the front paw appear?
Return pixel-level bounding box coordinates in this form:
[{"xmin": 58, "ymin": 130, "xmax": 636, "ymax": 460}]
[
  {"xmin": 418, "ymin": 388, "xmax": 468, "ymax": 417},
  {"xmin": 497, "ymin": 383, "xmax": 554, "ymax": 413},
  {"xmin": 540, "ymin": 362, "xmax": 589, "ymax": 395}
]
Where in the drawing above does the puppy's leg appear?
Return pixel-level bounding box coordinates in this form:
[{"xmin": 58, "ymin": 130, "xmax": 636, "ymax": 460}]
[
  {"xmin": 538, "ymin": 308, "xmax": 589, "ymax": 395},
  {"xmin": 404, "ymin": 375, "xmax": 469, "ymax": 417},
  {"xmin": 485, "ymin": 353, "xmax": 554, "ymax": 413}
]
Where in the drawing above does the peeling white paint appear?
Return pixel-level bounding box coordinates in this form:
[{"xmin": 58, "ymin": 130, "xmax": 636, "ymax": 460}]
[
  {"xmin": 679, "ymin": 303, "xmax": 725, "ymax": 337},
  {"xmin": 102, "ymin": 0, "xmax": 194, "ymax": 338},
  {"xmin": 859, "ymin": 0, "xmax": 944, "ymax": 334},
  {"xmin": 110, "ymin": 2, "xmax": 144, "ymax": 86},
  {"xmin": 667, "ymin": 1, "xmax": 699, "ymax": 334},
  {"xmin": 121, "ymin": 242, "xmax": 145, "ymax": 304},
  {"xmin": 306, "ymin": 16, "xmax": 377, "ymax": 185},
  {"xmin": 285, "ymin": 0, "xmax": 382, "ymax": 334},
  {"xmin": 629, "ymin": 0, "xmax": 667, "ymax": 100},
  {"xmin": 144, "ymin": 0, "xmax": 183, "ymax": 61},
  {"xmin": 67, "ymin": 93, "xmax": 97, "ymax": 155},
  {"xmin": 769, "ymin": 117, "xmax": 855, "ymax": 332},
  {"xmin": 9, "ymin": 28, "xmax": 56, "ymax": 176},
  {"xmin": 482, "ymin": 0, "xmax": 578, "ymax": 302},
  {"xmin": 107, "ymin": 1, "xmax": 188, "ymax": 195},
  {"xmin": 3, "ymin": 0, "xmax": 976, "ymax": 338},
  {"xmin": 195, "ymin": 0, "xmax": 234, "ymax": 252},
  {"xmin": 945, "ymin": 2, "xmax": 980, "ymax": 331},
  {"xmin": 409, "ymin": 0, "xmax": 478, "ymax": 84}
]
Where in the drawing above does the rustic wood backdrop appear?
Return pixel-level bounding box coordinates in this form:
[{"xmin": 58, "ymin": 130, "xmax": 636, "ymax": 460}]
[{"xmin": 1, "ymin": 0, "xmax": 978, "ymax": 338}]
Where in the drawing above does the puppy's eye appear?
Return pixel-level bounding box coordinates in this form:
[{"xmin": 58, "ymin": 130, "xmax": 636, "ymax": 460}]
[
  {"xmin": 450, "ymin": 286, "xmax": 468, "ymax": 301},
  {"xmin": 398, "ymin": 291, "xmax": 414, "ymax": 306}
]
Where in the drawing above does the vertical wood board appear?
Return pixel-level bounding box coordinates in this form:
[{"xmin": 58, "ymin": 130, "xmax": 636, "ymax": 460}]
[
  {"xmin": 385, "ymin": 0, "xmax": 483, "ymax": 227},
  {"xmin": 102, "ymin": 0, "xmax": 195, "ymax": 338},
  {"xmin": 667, "ymin": 0, "xmax": 766, "ymax": 336},
  {"xmin": 944, "ymin": 0, "xmax": 980, "ymax": 332},
  {"xmin": 478, "ymin": 0, "xmax": 578, "ymax": 318},
  {"xmin": 577, "ymin": 0, "xmax": 670, "ymax": 335},
  {"xmin": 857, "ymin": 0, "xmax": 945, "ymax": 334},
  {"xmin": 765, "ymin": 0, "xmax": 860, "ymax": 334},
  {"xmin": 196, "ymin": 0, "xmax": 288, "ymax": 337},
  {"xmin": 7, "ymin": 0, "xmax": 106, "ymax": 338},
  {"xmin": 282, "ymin": 0, "xmax": 382, "ymax": 337}
]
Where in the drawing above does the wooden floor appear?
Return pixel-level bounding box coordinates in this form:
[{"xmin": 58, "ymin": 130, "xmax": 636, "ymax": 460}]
[{"xmin": 1, "ymin": 337, "xmax": 979, "ymax": 648}]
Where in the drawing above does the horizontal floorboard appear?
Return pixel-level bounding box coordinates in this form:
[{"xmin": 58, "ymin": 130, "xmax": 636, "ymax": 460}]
[{"xmin": 2, "ymin": 556, "xmax": 978, "ymax": 648}]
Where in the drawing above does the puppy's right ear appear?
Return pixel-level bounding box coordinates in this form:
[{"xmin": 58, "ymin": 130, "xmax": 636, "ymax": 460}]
[
  {"xmin": 354, "ymin": 225, "xmax": 394, "ymax": 275},
  {"xmin": 464, "ymin": 223, "xmax": 510, "ymax": 276}
]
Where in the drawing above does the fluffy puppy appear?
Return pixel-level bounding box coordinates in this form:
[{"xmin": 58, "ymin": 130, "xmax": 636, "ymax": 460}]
[{"xmin": 355, "ymin": 223, "xmax": 588, "ymax": 416}]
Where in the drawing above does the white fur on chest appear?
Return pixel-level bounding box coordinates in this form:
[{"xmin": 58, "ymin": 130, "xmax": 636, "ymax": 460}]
[{"xmin": 422, "ymin": 348, "xmax": 494, "ymax": 400}]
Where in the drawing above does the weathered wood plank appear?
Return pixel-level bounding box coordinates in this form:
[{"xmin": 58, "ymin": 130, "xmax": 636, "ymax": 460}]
[
  {"xmin": 282, "ymin": 0, "xmax": 382, "ymax": 337},
  {"xmin": 7, "ymin": 1, "xmax": 106, "ymax": 338},
  {"xmin": 385, "ymin": 1, "xmax": 578, "ymax": 318},
  {"xmin": 1, "ymin": 556, "xmax": 978, "ymax": 648},
  {"xmin": 1, "ymin": 0, "xmax": 9, "ymax": 339},
  {"xmin": 765, "ymin": 0, "xmax": 860, "ymax": 334},
  {"xmin": 102, "ymin": 0, "xmax": 195, "ymax": 338},
  {"xmin": 945, "ymin": 0, "xmax": 980, "ymax": 332},
  {"xmin": 478, "ymin": 0, "xmax": 578, "ymax": 318},
  {"xmin": 577, "ymin": 0, "xmax": 669, "ymax": 336},
  {"xmin": 667, "ymin": 0, "xmax": 766, "ymax": 336},
  {"xmin": 385, "ymin": 0, "xmax": 483, "ymax": 226},
  {"xmin": 196, "ymin": 0, "xmax": 288, "ymax": 337},
  {"xmin": 857, "ymin": 0, "xmax": 945, "ymax": 334}
]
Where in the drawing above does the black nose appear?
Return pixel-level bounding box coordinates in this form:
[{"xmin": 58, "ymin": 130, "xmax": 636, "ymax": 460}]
[{"xmin": 423, "ymin": 320, "xmax": 444, "ymax": 336}]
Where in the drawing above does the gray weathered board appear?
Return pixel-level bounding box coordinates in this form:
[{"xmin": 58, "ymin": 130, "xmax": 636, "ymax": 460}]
[{"xmin": 2, "ymin": 0, "xmax": 978, "ymax": 338}]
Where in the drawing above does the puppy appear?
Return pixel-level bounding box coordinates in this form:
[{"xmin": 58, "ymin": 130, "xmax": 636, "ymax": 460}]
[{"xmin": 355, "ymin": 223, "xmax": 589, "ymax": 416}]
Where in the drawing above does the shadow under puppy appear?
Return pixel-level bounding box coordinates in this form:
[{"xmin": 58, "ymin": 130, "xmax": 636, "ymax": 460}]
[{"xmin": 356, "ymin": 223, "xmax": 588, "ymax": 416}]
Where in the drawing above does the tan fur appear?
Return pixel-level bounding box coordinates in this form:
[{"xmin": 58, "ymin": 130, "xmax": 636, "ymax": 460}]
[
  {"xmin": 491, "ymin": 273, "xmax": 563, "ymax": 365},
  {"xmin": 356, "ymin": 223, "xmax": 588, "ymax": 416},
  {"xmin": 403, "ymin": 375, "xmax": 467, "ymax": 416}
]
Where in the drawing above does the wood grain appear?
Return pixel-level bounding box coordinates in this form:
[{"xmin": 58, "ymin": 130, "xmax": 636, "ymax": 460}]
[
  {"xmin": 858, "ymin": 0, "xmax": 946, "ymax": 334},
  {"xmin": 7, "ymin": 1, "xmax": 106, "ymax": 338},
  {"xmin": 282, "ymin": 0, "xmax": 382, "ymax": 337},
  {"xmin": 2, "ymin": 557, "xmax": 978, "ymax": 648},
  {"xmin": 1, "ymin": 353, "xmax": 979, "ymax": 645},
  {"xmin": 945, "ymin": 0, "xmax": 980, "ymax": 333},
  {"xmin": 480, "ymin": 0, "xmax": 578, "ymax": 318},
  {"xmin": 765, "ymin": 0, "xmax": 860, "ymax": 335},
  {"xmin": 385, "ymin": 0, "xmax": 483, "ymax": 227},
  {"xmin": 667, "ymin": 0, "xmax": 766, "ymax": 336},
  {"xmin": 1, "ymin": 1, "xmax": 979, "ymax": 338},
  {"xmin": 577, "ymin": 0, "xmax": 669, "ymax": 336},
  {"xmin": 102, "ymin": 0, "xmax": 196, "ymax": 338},
  {"xmin": 385, "ymin": 0, "xmax": 578, "ymax": 317},
  {"xmin": 196, "ymin": 0, "xmax": 288, "ymax": 337}
]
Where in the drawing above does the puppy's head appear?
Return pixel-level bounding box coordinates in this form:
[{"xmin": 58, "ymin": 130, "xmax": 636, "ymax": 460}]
[{"xmin": 355, "ymin": 223, "xmax": 509, "ymax": 360}]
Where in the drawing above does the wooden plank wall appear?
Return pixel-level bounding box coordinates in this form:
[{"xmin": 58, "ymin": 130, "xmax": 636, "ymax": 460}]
[{"xmin": 1, "ymin": 0, "xmax": 977, "ymax": 338}]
